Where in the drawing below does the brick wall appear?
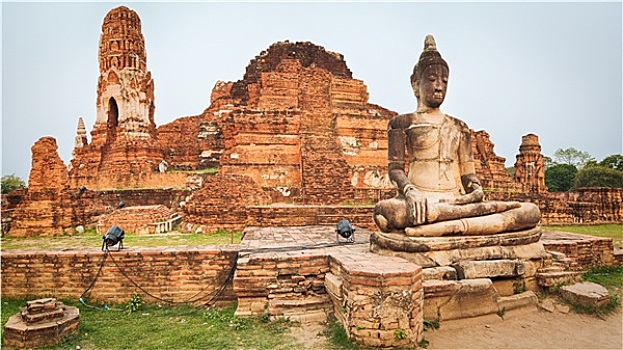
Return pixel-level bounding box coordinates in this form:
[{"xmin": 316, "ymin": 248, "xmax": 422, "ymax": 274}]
[
  {"xmin": 248, "ymin": 205, "xmax": 377, "ymax": 230},
  {"xmin": 541, "ymin": 231, "xmax": 615, "ymax": 269},
  {"xmin": 1, "ymin": 247, "xmax": 238, "ymax": 305}
]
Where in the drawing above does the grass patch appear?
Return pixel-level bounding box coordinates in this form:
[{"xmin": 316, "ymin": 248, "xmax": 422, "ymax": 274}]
[
  {"xmin": 583, "ymin": 266, "xmax": 623, "ymax": 290},
  {"xmin": 2, "ymin": 298, "xmax": 300, "ymax": 350},
  {"xmin": 320, "ymin": 314, "xmax": 366, "ymax": 349},
  {"xmin": 542, "ymin": 224, "xmax": 622, "ymax": 240},
  {"xmin": 1, "ymin": 230, "xmax": 243, "ymax": 251},
  {"xmin": 567, "ymin": 266, "xmax": 623, "ymax": 318}
]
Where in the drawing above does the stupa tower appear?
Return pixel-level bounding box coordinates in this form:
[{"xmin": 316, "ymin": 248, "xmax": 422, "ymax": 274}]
[
  {"xmin": 514, "ymin": 134, "xmax": 547, "ymax": 193},
  {"xmin": 69, "ymin": 6, "xmax": 163, "ymax": 187},
  {"xmin": 93, "ymin": 5, "xmax": 156, "ymax": 143}
]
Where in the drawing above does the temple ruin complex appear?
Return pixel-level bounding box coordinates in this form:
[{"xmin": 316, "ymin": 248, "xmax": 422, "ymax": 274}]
[{"xmin": 1, "ymin": 7, "xmax": 621, "ymax": 348}]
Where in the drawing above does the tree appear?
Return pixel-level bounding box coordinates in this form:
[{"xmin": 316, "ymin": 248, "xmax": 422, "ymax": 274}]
[
  {"xmin": 574, "ymin": 166, "xmax": 623, "ymax": 189},
  {"xmin": 599, "ymin": 154, "xmax": 623, "ymax": 171},
  {"xmin": 544, "ymin": 164, "xmax": 577, "ymax": 192},
  {"xmin": 553, "ymin": 147, "xmax": 594, "ymax": 169},
  {"xmin": 1, "ymin": 174, "xmax": 26, "ymax": 194},
  {"xmin": 505, "ymin": 166, "xmax": 515, "ymax": 178},
  {"xmin": 543, "ymin": 156, "xmax": 554, "ymax": 170}
]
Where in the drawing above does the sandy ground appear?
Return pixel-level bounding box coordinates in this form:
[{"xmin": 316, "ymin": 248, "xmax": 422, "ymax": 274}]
[
  {"xmin": 425, "ymin": 303, "xmax": 623, "ymax": 350},
  {"xmin": 291, "ymin": 300, "xmax": 623, "ymax": 349}
]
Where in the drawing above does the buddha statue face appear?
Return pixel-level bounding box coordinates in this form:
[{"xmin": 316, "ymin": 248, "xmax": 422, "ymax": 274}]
[{"xmin": 413, "ymin": 64, "xmax": 448, "ymax": 109}]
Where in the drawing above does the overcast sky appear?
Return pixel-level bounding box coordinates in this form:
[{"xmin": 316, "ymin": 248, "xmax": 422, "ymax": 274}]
[{"xmin": 2, "ymin": 1, "xmax": 622, "ymax": 182}]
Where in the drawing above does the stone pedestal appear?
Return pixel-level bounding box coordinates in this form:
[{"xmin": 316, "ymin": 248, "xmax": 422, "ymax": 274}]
[
  {"xmin": 3, "ymin": 298, "xmax": 80, "ymax": 348},
  {"xmin": 370, "ymin": 227, "xmax": 548, "ymax": 320}
]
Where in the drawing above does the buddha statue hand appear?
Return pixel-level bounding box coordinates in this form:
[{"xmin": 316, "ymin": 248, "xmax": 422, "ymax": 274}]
[
  {"xmin": 404, "ymin": 184, "xmax": 427, "ymax": 225},
  {"xmin": 439, "ymin": 173, "xmax": 484, "ymax": 206}
]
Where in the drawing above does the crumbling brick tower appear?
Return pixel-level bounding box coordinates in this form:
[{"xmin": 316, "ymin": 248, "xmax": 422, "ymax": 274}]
[
  {"xmin": 70, "ymin": 6, "xmax": 163, "ymax": 188},
  {"xmin": 514, "ymin": 133, "xmax": 547, "ymax": 193}
]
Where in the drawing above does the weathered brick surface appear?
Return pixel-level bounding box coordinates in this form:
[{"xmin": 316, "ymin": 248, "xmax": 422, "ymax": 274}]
[
  {"xmin": 1, "ymin": 246, "xmax": 238, "ymax": 305},
  {"xmin": 11, "ymin": 11, "xmax": 621, "ymax": 236},
  {"xmin": 181, "ymin": 174, "xmax": 270, "ymax": 232},
  {"xmin": 235, "ymin": 226, "xmax": 423, "ymax": 348},
  {"xmin": 157, "ymin": 110, "xmax": 225, "ymax": 170},
  {"xmin": 542, "ymin": 230, "xmax": 615, "ymax": 269},
  {"xmin": 568, "ymin": 187, "xmax": 623, "ymax": 223},
  {"xmin": 248, "ymin": 205, "xmax": 377, "ymax": 230},
  {"xmin": 471, "ymin": 130, "xmax": 519, "ymax": 191},
  {"xmin": 514, "ymin": 134, "xmax": 547, "ymax": 193},
  {"xmin": 28, "ymin": 137, "xmax": 69, "ymax": 192},
  {"xmin": 69, "ymin": 6, "xmax": 166, "ymax": 190},
  {"xmin": 7, "ymin": 187, "xmax": 188, "ymax": 237},
  {"xmin": 98, "ymin": 205, "xmax": 179, "ymax": 234}
]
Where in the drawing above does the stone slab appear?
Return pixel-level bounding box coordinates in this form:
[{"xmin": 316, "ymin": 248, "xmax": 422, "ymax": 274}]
[
  {"xmin": 561, "ymin": 282, "xmax": 610, "ymax": 308},
  {"xmin": 455, "ymin": 259, "xmax": 525, "ymax": 279}
]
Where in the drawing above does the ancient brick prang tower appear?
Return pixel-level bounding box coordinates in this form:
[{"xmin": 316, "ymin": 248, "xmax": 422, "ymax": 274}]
[
  {"xmin": 207, "ymin": 41, "xmax": 396, "ymax": 205},
  {"xmin": 514, "ymin": 133, "xmax": 547, "ymax": 193},
  {"xmin": 70, "ymin": 6, "xmax": 163, "ymax": 187}
]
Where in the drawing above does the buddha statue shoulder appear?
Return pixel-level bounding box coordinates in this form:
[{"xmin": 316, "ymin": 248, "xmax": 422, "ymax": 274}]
[{"xmin": 373, "ymin": 35, "xmax": 540, "ymax": 237}]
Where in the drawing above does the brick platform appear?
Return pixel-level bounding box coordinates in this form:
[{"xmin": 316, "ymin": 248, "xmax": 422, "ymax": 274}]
[
  {"xmin": 541, "ymin": 230, "xmax": 616, "ymax": 269},
  {"xmin": 235, "ymin": 226, "xmax": 423, "ymax": 348}
]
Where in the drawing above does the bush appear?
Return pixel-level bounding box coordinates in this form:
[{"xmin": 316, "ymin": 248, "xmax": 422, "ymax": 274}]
[
  {"xmin": 574, "ymin": 166, "xmax": 623, "ymax": 189},
  {"xmin": 1, "ymin": 174, "xmax": 26, "ymax": 194}
]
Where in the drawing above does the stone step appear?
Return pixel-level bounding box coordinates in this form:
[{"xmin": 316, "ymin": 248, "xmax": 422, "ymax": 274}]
[
  {"xmin": 423, "ymin": 266, "xmax": 457, "ymax": 281},
  {"xmin": 497, "ymin": 291, "xmax": 538, "ymax": 311},
  {"xmin": 268, "ymin": 296, "xmax": 331, "ymax": 322},
  {"xmin": 537, "ymin": 266, "xmax": 565, "ymax": 273},
  {"xmin": 536, "ymin": 271, "xmax": 584, "ymax": 288}
]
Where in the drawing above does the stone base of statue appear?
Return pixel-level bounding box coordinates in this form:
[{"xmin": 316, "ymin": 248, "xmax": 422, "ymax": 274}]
[{"xmin": 370, "ymin": 226, "xmax": 549, "ymax": 321}]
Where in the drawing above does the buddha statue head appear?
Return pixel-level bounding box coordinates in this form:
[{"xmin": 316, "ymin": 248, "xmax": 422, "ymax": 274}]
[{"xmin": 411, "ymin": 35, "xmax": 449, "ymax": 109}]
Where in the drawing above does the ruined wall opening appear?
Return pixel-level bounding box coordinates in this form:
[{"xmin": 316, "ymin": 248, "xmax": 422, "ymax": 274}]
[{"xmin": 107, "ymin": 97, "xmax": 119, "ymax": 130}]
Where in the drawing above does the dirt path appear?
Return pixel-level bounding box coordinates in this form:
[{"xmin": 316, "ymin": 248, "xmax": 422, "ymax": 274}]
[
  {"xmin": 425, "ymin": 302, "xmax": 623, "ymax": 349},
  {"xmin": 290, "ymin": 300, "xmax": 622, "ymax": 349}
]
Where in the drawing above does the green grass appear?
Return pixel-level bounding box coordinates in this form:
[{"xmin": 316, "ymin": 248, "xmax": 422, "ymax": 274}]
[
  {"xmin": 583, "ymin": 266, "xmax": 623, "ymax": 292},
  {"xmin": 542, "ymin": 224, "xmax": 623, "ymax": 240},
  {"xmin": 1, "ymin": 298, "xmax": 301, "ymax": 350},
  {"xmin": 575, "ymin": 266, "xmax": 623, "ymax": 317},
  {"xmin": 1, "ymin": 230, "xmax": 243, "ymax": 251},
  {"xmin": 321, "ymin": 315, "xmax": 367, "ymax": 350}
]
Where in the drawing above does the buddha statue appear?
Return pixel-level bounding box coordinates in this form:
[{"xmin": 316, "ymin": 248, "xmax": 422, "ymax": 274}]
[{"xmin": 374, "ymin": 35, "xmax": 540, "ymax": 237}]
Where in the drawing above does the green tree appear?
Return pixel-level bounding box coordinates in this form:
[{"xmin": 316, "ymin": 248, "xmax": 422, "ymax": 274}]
[
  {"xmin": 545, "ymin": 164, "xmax": 577, "ymax": 192},
  {"xmin": 1, "ymin": 174, "xmax": 26, "ymax": 194},
  {"xmin": 505, "ymin": 166, "xmax": 515, "ymax": 178},
  {"xmin": 553, "ymin": 147, "xmax": 594, "ymax": 168},
  {"xmin": 599, "ymin": 154, "xmax": 623, "ymax": 171},
  {"xmin": 543, "ymin": 156, "xmax": 554, "ymax": 170},
  {"xmin": 574, "ymin": 166, "xmax": 623, "ymax": 189}
]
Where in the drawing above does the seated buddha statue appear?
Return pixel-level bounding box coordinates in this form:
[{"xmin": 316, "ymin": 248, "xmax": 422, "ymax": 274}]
[{"xmin": 373, "ymin": 35, "xmax": 540, "ymax": 237}]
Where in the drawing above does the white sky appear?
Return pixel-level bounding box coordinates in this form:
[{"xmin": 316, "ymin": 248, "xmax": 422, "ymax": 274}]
[{"xmin": 2, "ymin": 1, "xmax": 622, "ymax": 182}]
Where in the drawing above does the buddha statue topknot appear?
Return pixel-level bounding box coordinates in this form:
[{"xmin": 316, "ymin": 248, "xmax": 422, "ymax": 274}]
[{"xmin": 373, "ymin": 35, "xmax": 540, "ymax": 237}]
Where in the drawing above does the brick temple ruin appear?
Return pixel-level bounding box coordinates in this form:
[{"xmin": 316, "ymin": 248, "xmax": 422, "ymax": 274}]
[
  {"xmin": 2, "ymin": 6, "xmax": 622, "ymax": 348},
  {"xmin": 3, "ymin": 6, "xmax": 620, "ymax": 237}
]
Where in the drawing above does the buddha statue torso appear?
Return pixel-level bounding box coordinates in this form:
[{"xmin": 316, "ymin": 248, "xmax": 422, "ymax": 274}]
[{"xmin": 391, "ymin": 112, "xmax": 474, "ymax": 203}]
